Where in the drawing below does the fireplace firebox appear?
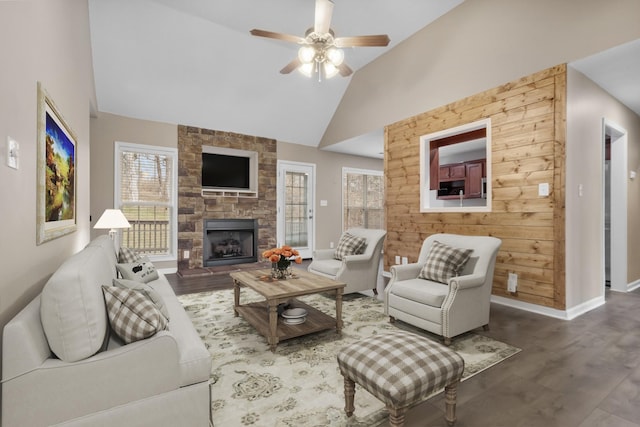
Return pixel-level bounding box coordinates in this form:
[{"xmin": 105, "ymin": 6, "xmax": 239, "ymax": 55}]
[{"xmin": 203, "ymin": 219, "xmax": 258, "ymax": 267}]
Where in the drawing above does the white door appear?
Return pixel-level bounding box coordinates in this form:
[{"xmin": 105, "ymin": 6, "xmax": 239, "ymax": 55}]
[{"xmin": 277, "ymin": 161, "xmax": 315, "ymax": 259}]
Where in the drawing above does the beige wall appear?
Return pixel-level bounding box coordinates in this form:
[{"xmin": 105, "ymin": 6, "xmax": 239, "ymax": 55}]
[
  {"xmin": 89, "ymin": 117, "xmax": 382, "ymax": 268},
  {"xmin": 90, "ymin": 112, "xmax": 177, "ymax": 269},
  {"xmin": 277, "ymin": 142, "xmax": 383, "ymax": 250},
  {"xmin": 321, "ymin": 0, "xmax": 640, "ymax": 148},
  {"xmin": 566, "ymin": 67, "xmax": 640, "ymax": 307},
  {"xmin": 0, "ymin": 0, "xmax": 95, "ymax": 406}
]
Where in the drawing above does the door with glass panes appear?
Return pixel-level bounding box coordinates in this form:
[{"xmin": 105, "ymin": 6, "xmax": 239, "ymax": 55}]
[{"xmin": 277, "ymin": 161, "xmax": 315, "ymax": 259}]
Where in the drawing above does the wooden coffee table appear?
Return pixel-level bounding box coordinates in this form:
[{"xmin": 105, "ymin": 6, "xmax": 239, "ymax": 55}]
[{"xmin": 230, "ymin": 268, "xmax": 346, "ymax": 352}]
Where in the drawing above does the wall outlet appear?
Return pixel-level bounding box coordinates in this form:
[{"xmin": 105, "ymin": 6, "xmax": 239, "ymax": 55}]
[
  {"xmin": 330, "ymin": 241, "xmax": 334, "ymax": 249},
  {"xmin": 395, "ymin": 255, "xmax": 401, "ymax": 264},
  {"xmin": 184, "ymin": 250, "xmax": 190, "ymax": 259},
  {"xmin": 402, "ymin": 256, "xmax": 408, "ymax": 265},
  {"xmin": 508, "ymin": 272, "xmax": 518, "ymax": 292}
]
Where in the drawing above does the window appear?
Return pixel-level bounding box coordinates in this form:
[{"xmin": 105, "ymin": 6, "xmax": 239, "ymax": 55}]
[
  {"xmin": 419, "ymin": 118, "xmax": 491, "ymax": 212},
  {"xmin": 342, "ymin": 168, "xmax": 384, "ymax": 230},
  {"xmin": 115, "ymin": 142, "xmax": 178, "ymax": 260}
]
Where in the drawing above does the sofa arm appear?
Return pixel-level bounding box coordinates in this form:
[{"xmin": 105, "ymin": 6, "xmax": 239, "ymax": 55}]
[
  {"xmin": 312, "ymin": 248, "xmax": 335, "ymax": 260},
  {"xmin": 390, "ymin": 263, "xmax": 423, "ymax": 282},
  {"xmin": 2, "ymin": 331, "xmax": 181, "ymax": 427},
  {"xmin": 449, "ymin": 273, "xmax": 486, "ymax": 290}
]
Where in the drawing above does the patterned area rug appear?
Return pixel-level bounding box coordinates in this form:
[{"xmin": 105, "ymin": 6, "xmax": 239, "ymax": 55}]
[{"xmin": 179, "ymin": 289, "xmax": 520, "ymax": 427}]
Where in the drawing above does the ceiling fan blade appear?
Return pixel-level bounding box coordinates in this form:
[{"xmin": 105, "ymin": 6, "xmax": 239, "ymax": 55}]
[
  {"xmin": 338, "ymin": 63, "xmax": 353, "ymax": 77},
  {"xmin": 280, "ymin": 58, "xmax": 302, "ymax": 74},
  {"xmin": 250, "ymin": 29, "xmax": 305, "ymax": 44},
  {"xmin": 314, "ymin": 0, "xmax": 334, "ymax": 34},
  {"xmin": 334, "ymin": 34, "xmax": 391, "ymax": 48}
]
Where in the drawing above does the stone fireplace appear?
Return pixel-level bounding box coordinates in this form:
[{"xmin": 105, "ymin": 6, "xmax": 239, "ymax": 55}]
[
  {"xmin": 177, "ymin": 125, "xmax": 277, "ymax": 272},
  {"xmin": 203, "ymin": 219, "xmax": 258, "ymax": 267}
]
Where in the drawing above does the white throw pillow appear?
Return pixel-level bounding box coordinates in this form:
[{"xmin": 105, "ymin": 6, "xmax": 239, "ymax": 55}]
[
  {"xmin": 116, "ymin": 259, "xmax": 159, "ymax": 283},
  {"xmin": 40, "ymin": 246, "xmax": 111, "ymax": 362}
]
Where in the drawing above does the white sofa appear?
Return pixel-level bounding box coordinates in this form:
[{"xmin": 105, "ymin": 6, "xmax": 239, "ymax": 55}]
[{"xmin": 1, "ymin": 235, "xmax": 211, "ymax": 427}]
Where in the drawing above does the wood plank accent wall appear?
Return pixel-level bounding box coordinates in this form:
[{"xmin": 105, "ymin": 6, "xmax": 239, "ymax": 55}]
[{"xmin": 384, "ymin": 65, "xmax": 567, "ymax": 309}]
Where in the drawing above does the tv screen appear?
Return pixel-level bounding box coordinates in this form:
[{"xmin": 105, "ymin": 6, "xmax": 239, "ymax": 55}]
[{"xmin": 202, "ymin": 153, "xmax": 250, "ymax": 189}]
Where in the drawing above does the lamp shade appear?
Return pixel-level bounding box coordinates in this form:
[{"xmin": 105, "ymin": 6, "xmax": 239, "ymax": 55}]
[{"xmin": 94, "ymin": 209, "xmax": 131, "ymax": 230}]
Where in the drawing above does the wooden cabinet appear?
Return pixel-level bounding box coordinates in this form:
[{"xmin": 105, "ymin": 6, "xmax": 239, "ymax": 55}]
[
  {"xmin": 439, "ymin": 164, "xmax": 466, "ymax": 180},
  {"xmin": 438, "ymin": 159, "xmax": 485, "ymax": 199}
]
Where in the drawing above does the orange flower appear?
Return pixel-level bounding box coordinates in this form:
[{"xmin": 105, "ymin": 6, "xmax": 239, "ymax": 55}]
[
  {"xmin": 262, "ymin": 250, "xmax": 273, "ymax": 258},
  {"xmin": 282, "ymin": 250, "xmax": 292, "ymax": 257},
  {"xmin": 292, "ymin": 249, "xmax": 300, "ymax": 256},
  {"xmin": 269, "ymin": 254, "xmax": 280, "ymax": 263},
  {"xmin": 294, "ymin": 257, "xmax": 303, "ymax": 264},
  {"xmin": 282, "ymin": 245, "xmax": 293, "ymax": 251},
  {"xmin": 274, "ymin": 248, "xmax": 283, "ymax": 255}
]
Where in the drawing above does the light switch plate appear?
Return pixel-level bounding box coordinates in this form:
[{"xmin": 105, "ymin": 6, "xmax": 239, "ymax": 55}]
[
  {"xmin": 320, "ymin": 199, "xmax": 328, "ymax": 207},
  {"xmin": 538, "ymin": 183, "xmax": 549, "ymax": 197},
  {"xmin": 7, "ymin": 137, "xmax": 18, "ymax": 170}
]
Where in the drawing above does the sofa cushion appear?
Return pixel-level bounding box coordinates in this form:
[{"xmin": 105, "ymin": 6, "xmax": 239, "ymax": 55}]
[
  {"xmin": 116, "ymin": 259, "xmax": 159, "ymax": 283},
  {"xmin": 113, "ymin": 278, "xmax": 170, "ymax": 321},
  {"xmin": 419, "ymin": 240, "xmax": 472, "ymax": 284},
  {"xmin": 387, "ymin": 278, "xmax": 449, "ymax": 308},
  {"xmin": 334, "ymin": 232, "xmax": 366, "ymax": 260},
  {"xmin": 40, "ymin": 246, "xmax": 112, "ymax": 362},
  {"xmin": 118, "ymin": 246, "xmax": 141, "ymax": 264},
  {"xmin": 308, "ymin": 258, "xmax": 342, "ymax": 277},
  {"xmin": 102, "ymin": 286, "xmax": 168, "ymax": 344}
]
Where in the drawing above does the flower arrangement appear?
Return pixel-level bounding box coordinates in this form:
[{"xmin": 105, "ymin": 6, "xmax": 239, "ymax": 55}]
[{"xmin": 262, "ymin": 245, "xmax": 302, "ymax": 279}]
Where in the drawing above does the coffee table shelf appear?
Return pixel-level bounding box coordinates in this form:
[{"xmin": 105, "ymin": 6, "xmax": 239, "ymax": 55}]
[
  {"xmin": 231, "ymin": 269, "xmax": 345, "ymax": 352},
  {"xmin": 235, "ymin": 299, "xmax": 336, "ymax": 342}
]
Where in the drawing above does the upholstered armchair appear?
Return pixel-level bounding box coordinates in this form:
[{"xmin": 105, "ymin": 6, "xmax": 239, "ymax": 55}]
[
  {"xmin": 307, "ymin": 228, "xmax": 387, "ymax": 295},
  {"xmin": 384, "ymin": 233, "xmax": 502, "ymax": 345}
]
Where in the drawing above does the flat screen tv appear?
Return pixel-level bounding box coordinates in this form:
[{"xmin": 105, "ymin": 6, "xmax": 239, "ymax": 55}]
[{"xmin": 202, "ymin": 153, "xmax": 250, "ymax": 190}]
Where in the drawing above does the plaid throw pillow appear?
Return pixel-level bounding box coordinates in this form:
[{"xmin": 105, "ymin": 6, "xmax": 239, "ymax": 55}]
[
  {"xmin": 102, "ymin": 286, "xmax": 168, "ymax": 344},
  {"xmin": 113, "ymin": 278, "xmax": 170, "ymax": 321},
  {"xmin": 418, "ymin": 240, "xmax": 473, "ymax": 284},
  {"xmin": 334, "ymin": 232, "xmax": 367, "ymax": 261},
  {"xmin": 118, "ymin": 247, "xmax": 141, "ymax": 264}
]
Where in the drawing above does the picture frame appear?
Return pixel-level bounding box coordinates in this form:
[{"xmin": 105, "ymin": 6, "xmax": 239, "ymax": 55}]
[{"xmin": 36, "ymin": 82, "xmax": 77, "ymax": 244}]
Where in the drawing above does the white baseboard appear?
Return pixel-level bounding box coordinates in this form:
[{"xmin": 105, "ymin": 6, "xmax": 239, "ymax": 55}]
[
  {"xmin": 491, "ymin": 295, "xmax": 605, "ymax": 320},
  {"xmin": 627, "ymin": 279, "xmax": 640, "ymax": 292},
  {"xmin": 159, "ymin": 267, "xmax": 178, "ymax": 275}
]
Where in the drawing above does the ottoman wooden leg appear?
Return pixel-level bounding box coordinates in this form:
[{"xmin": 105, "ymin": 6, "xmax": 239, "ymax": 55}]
[
  {"xmin": 444, "ymin": 382, "xmax": 458, "ymax": 426},
  {"xmin": 387, "ymin": 406, "xmax": 407, "ymax": 427},
  {"xmin": 343, "ymin": 376, "xmax": 355, "ymax": 417}
]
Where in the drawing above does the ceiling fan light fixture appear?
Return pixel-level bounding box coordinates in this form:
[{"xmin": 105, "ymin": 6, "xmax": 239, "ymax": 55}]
[
  {"xmin": 323, "ymin": 62, "xmax": 339, "ymax": 79},
  {"xmin": 326, "ymin": 47, "xmax": 344, "ymax": 66},
  {"xmin": 298, "ymin": 62, "xmax": 314, "ymax": 77},
  {"xmin": 298, "ymin": 45, "xmax": 316, "ymax": 64}
]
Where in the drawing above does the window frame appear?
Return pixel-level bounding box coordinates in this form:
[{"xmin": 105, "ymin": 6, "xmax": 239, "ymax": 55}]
[
  {"xmin": 341, "ymin": 167, "xmax": 385, "ymax": 231},
  {"xmin": 114, "ymin": 141, "xmax": 178, "ymax": 262}
]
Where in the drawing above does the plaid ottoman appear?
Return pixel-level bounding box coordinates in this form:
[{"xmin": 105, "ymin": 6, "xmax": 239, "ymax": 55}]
[{"xmin": 337, "ymin": 330, "xmax": 464, "ymax": 427}]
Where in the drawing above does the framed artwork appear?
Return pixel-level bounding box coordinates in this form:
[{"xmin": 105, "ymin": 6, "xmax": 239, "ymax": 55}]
[{"xmin": 36, "ymin": 82, "xmax": 77, "ymax": 244}]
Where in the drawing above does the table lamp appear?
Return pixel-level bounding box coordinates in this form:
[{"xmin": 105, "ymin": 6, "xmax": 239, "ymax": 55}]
[{"xmin": 94, "ymin": 209, "xmax": 131, "ymax": 240}]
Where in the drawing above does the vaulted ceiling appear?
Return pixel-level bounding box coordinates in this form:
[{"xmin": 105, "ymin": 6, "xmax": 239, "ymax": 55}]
[{"xmin": 89, "ymin": 1, "xmax": 640, "ymax": 160}]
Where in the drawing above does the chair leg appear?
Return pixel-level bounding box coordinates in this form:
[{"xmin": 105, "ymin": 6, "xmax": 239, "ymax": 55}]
[
  {"xmin": 444, "ymin": 382, "xmax": 459, "ymax": 426},
  {"xmin": 343, "ymin": 376, "xmax": 355, "ymax": 417},
  {"xmin": 444, "ymin": 337, "xmax": 452, "ymax": 346},
  {"xmin": 373, "ymin": 287, "xmax": 378, "ymax": 295},
  {"xmin": 389, "ymin": 316, "xmax": 396, "ymax": 323},
  {"xmin": 387, "ymin": 406, "xmax": 407, "ymax": 427},
  {"xmin": 483, "ymin": 324, "xmax": 490, "ymax": 331}
]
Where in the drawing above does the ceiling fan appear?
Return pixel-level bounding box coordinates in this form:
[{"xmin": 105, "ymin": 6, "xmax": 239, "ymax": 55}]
[{"xmin": 250, "ymin": 0, "xmax": 390, "ymax": 79}]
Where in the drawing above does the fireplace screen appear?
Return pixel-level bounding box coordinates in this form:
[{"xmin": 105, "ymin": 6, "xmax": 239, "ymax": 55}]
[{"xmin": 203, "ymin": 219, "xmax": 258, "ymax": 267}]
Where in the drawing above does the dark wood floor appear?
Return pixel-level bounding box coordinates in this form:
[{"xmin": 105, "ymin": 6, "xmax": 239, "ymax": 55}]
[{"xmin": 168, "ymin": 268, "xmax": 640, "ymax": 426}]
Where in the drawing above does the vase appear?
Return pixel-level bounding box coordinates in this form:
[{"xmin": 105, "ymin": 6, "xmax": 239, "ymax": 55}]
[{"xmin": 271, "ymin": 263, "xmax": 291, "ymax": 280}]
